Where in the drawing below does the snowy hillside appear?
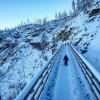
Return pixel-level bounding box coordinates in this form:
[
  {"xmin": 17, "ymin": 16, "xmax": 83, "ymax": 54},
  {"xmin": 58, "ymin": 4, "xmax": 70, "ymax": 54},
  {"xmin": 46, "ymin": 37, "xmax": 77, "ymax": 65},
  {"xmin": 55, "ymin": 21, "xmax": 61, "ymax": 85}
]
[
  {"xmin": 0, "ymin": 18, "xmax": 67, "ymax": 99},
  {"xmin": 62, "ymin": 0, "xmax": 100, "ymax": 72},
  {"xmin": 0, "ymin": 0, "xmax": 100, "ymax": 99}
]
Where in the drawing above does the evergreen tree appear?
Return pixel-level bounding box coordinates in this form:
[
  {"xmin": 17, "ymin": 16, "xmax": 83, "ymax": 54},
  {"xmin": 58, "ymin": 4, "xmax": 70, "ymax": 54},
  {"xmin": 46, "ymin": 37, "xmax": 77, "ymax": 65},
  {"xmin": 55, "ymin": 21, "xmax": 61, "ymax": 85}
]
[
  {"xmin": 81, "ymin": 0, "xmax": 93, "ymax": 13},
  {"xmin": 62, "ymin": 11, "xmax": 68, "ymax": 18},
  {"xmin": 27, "ymin": 19, "xmax": 30, "ymax": 24},
  {"xmin": 81, "ymin": 0, "xmax": 87, "ymax": 13},
  {"xmin": 37, "ymin": 18, "xmax": 42, "ymax": 25},
  {"xmin": 58, "ymin": 12, "xmax": 62, "ymax": 19},
  {"xmin": 69, "ymin": 10, "xmax": 73, "ymax": 17},
  {"xmin": 54, "ymin": 10, "xmax": 68, "ymax": 20},
  {"xmin": 72, "ymin": 0, "xmax": 76, "ymax": 13},
  {"xmin": 43, "ymin": 17, "xmax": 47, "ymax": 26},
  {"xmin": 52, "ymin": 35, "xmax": 57, "ymax": 48},
  {"xmin": 76, "ymin": 0, "xmax": 81, "ymax": 11},
  {"xmin": 55, "ymin": 12, "xmax": 58, "ymax": 20}
]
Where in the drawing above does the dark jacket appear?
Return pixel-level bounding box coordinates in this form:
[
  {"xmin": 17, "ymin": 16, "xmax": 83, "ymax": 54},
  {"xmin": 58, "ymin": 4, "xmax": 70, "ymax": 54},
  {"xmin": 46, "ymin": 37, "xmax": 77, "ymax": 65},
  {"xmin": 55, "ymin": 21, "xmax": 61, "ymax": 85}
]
[{"xmin": 63, "ymin": 55, "xmax": 69, "ymax": 65}]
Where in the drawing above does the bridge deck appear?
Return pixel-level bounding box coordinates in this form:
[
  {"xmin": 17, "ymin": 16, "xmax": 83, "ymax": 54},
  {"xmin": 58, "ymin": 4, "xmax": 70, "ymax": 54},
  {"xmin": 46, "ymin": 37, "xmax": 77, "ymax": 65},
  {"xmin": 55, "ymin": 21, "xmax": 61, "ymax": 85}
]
[
  {"xmin": 40, "ymin": 45, "xmax": 95, "ymax": 100},
  {"xmin": 53, "ymin": 45, "xmax": 72, "ymax": 100}
]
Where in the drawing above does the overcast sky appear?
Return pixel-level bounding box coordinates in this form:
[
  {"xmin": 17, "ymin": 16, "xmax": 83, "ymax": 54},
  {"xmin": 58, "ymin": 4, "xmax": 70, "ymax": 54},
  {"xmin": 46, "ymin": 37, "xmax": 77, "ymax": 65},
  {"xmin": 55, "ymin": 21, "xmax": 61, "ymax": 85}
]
[{"xmin": 0, "ymin": 0, "xmax": 72, "ymax": 29}]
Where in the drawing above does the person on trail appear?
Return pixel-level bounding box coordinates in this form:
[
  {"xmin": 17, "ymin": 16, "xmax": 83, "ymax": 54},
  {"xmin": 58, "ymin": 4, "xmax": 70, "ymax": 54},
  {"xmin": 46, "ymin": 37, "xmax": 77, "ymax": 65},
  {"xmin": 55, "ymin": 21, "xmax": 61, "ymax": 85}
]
[{"xmin": 63, "ymin": 54, "xmax": 69, "ymax": 65}]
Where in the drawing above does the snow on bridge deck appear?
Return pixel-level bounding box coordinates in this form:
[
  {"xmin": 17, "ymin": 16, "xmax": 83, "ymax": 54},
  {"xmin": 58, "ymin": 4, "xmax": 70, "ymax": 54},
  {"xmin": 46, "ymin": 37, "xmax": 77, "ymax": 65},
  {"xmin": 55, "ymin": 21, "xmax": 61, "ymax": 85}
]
[
  {"xmin": 53, "ymin": 45, "xmax": 74, "ymax": 100},
  {"xmin": 40, "ymin": 44, "xmax": 96, "ymax": 100}
]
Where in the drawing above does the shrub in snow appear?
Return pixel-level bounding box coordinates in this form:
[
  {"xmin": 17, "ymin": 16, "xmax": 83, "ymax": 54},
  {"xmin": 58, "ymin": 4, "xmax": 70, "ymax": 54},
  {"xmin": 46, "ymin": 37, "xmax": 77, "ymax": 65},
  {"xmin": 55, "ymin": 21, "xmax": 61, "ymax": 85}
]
[
  {"xmin": 0, "ymin": 44, "xmax": 3, "ymax": 50},
  {"xmin": 84, "ymin": 26, "xmax": 87, "ymax": 32},
  {"xmin": 25, "ymin": 35, "xmax": 32, "ymax": 42},
  {"xmin": 43, "ymin": 55, "xmax": 48, "ymax": 61},
  {"xmin": 40, "ymin": 61, "xmax": 43, "ymax": 67},
  {"xmin": 2, "ymin": 38, "xmax": 11, "ymax": 48},
  {"xmin": 0, "ymin": 35, "xmax": 3, "ymax": 43},
  {"xmin": 88, "ymin": 8, "xmax": 100, "ymax": 17},
  {"xmin": 11, "ymin": 42, "xmax": 18, "ymax": 48},
  {"xmin": 52, "ymin": 35, "xmax": 57, "ymax": 49},
  {"xmin": 58, "ymin": 28, "xmax": 72, "ymax": 41},
  {"xmin": 9, "ymin": 81, "xmax": 26, "ymax": 95},
  {"xmin": 74, "ymin": 38, "xmax": 82, "ymax": 46},
  {"xmin": 32, "ymin": 32, "xmax": 40, "ymax": 37},
  {"xmin": 2, "ymin": 37, "xmax": 18, "ymax": 49},
  {"xmin": 30, "ymin": 42, "xmax": 42, "ymax": 50},
  {"xmin": 7, "ymin": 95, "xmax": 13, "ymax": 100},
  {"xmin": 81, "ymin": 49, "xmax": 87, "ymax": 54},
  {"xmin": 41, "ymin": 33, "xmax": 49, "ymax": 50},
  {"xmin": 13, "ymin": 32, "xmax": 20, "ymax": 39}
]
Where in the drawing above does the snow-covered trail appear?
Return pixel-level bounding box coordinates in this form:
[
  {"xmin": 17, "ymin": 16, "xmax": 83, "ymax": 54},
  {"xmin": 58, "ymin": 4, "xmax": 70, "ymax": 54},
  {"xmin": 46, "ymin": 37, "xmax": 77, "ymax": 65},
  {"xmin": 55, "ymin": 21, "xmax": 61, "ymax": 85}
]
[
  {"xmin": 53, "ymin": 45, "xmax": 72, "ymax": 100},
  {"xmin": 53, "ymin": 44, "xmax": 84, "ymax": 100},
  {"xmin": 40, "ymin": 44, "xmax": 95, "ymax": 100}
]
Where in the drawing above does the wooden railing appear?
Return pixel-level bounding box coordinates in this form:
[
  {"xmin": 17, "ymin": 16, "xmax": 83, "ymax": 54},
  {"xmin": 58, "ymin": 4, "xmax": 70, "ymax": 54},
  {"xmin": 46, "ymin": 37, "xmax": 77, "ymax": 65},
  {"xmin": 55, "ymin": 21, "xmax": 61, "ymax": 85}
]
[
  {"xmin": 15, "ymin": 44, "xmax": 63, "ymax": 100},
  {"xmin": 68, "ymin": 43, "xmax": 100, "ymax": 100}
]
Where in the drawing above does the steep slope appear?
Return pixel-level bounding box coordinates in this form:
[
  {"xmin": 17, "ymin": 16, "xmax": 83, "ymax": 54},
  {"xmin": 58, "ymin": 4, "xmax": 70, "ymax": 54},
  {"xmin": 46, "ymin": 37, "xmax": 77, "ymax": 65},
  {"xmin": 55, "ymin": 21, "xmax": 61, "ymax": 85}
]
[
  {"xmin": 0, "ymin": 18, "xmax": 67, "ymax": 99},
  {"xmin": 62, "ymin": 0, "xmax": 100, "ymax": 72}
]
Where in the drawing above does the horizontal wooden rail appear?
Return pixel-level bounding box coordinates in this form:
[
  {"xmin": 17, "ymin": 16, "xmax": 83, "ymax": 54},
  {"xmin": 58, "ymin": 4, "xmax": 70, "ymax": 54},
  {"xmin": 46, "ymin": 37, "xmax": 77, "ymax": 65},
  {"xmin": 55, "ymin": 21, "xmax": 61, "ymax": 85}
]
[
  {"xmin": 15, "ymin": 44, "xmax": 63, "ymax": 100},
  {"xmin": 68, "ymin": 43, "xmax": 100, "ymax": 100}
]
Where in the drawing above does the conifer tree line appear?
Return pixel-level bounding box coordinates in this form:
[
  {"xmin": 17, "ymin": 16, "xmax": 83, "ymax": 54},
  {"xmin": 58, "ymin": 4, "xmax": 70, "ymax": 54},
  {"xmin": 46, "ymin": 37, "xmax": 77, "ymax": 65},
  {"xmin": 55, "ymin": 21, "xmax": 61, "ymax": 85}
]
[
  {"xmin": 72, "ymin": 0, "xmax": 94, "ymax": 15},
  {"xmin": 0, "ymin": 0, "xmax": 94, "ymax": 31},
  {"xmin": 35, "ymin": 0, "xmax": 94, "ymax": 24}
]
